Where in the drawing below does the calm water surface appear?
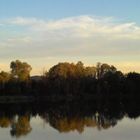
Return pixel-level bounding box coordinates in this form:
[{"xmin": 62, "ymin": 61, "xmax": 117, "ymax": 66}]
[
  {"xmin": 0, "ymin": 116, "xmax": 140, "ymax": 140},
  {"xmin": 0, "ymin": 100, "xmax": 139, "ymax": 140}
]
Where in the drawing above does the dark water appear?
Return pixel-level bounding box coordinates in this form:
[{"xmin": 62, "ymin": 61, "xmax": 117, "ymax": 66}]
[{"xmin": 0, "ymin": 99, "xmax": 140, "ymax": 140}]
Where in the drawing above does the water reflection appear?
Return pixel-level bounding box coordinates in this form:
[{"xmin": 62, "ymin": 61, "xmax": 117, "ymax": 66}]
[
  {"xmin": 0, "ymin": 98, "xmax": 139, "ymax": 138},
  {"xmin": 10, "ymin": 114, "xmax": 32, "ymax": 138}
]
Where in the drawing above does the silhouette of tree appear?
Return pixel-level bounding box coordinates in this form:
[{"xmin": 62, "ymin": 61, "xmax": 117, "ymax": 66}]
[{"xmin": 96, "ymin": 63, "xmax": 117, "ymax": 79}]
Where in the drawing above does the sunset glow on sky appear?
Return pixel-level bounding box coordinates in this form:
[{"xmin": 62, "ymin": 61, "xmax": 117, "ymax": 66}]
[{"xmin": 0, "ymin": 0, "xmax": 140, "ymax": 75}]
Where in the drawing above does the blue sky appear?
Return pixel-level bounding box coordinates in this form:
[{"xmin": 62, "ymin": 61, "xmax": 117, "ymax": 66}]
[
  {"xmin": 0, "ymin": 0, "xmax": 140, "ymax": 74},
  {"xmin": 0, "ymin": 0, "xmax": 140, "ymax": 22}
]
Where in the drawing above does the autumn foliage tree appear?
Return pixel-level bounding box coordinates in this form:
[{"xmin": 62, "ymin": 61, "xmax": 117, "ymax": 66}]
[
  {"xmin": 10, "ymin": 60, "xmax": 32, "ymax": 82},
  {"xmin": 0, "ymin": 71, "xmax": 11, "ymax": 90}
]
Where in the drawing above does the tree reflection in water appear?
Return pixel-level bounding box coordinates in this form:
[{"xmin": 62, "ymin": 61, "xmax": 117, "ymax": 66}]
[
  {"xmin": 0, "ymin": 98, "xmax": 139, "ymax": 137},
  {"xmin": 10, "ymin": 114, "xmax": 32, "ymax": 138}
]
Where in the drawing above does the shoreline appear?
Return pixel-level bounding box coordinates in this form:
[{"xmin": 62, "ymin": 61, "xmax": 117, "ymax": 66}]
[{"xmin": 0, "ymin": 94, "xmax": 137, "ymax": 103}]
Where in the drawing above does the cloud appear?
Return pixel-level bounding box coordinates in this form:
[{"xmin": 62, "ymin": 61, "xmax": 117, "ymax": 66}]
[
  {"xmin": 0, "ymin": 15, "xmax": 140, "ymax": 73},
  {"xmin": 8, "ymin": 16, "xmax": 140, "ymax": 39}
]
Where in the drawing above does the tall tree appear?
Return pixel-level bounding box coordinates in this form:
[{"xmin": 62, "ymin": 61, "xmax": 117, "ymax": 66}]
[
  {"xmin": 10, "ymin": 60, "xmax": 32, "ymax": 81},
  {"xmin": 96, "ymin": 63, "xmax": 117, "ymax": 79}
]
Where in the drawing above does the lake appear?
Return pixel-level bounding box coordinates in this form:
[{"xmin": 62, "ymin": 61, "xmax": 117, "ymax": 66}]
[{"xmin": 0, "ymin": 99, "xmax": 139, "ymax": 140}]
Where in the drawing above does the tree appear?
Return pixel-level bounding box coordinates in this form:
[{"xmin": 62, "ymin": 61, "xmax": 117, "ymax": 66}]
[
  {"xmin": 96, "ymin": 63, "xmax": 117, "ymax": 79},
  {"xmin": 85, "ymin": 66, "xmax": 96, "ymax": 78},
  {"xmin": 125, "ymin": 72, "xmax": 140, "ymax": 94},
  {"xmin": 10, "ymin": 60, "xmax": 32, "ymax": 81},
  {"xmin": 0, "ymin": 71, "xmax": 10, "ymax": 90},
  {"xmin": 75, "ymin": 61, "xmax": 85, "ymax": 78},
  {"xmin": 0, "ymin": 71, "xmax": 10, "ymax": 83},
  {"xmin": 48, "ymin": 62, "xmax": 76, "ymax": 79}
]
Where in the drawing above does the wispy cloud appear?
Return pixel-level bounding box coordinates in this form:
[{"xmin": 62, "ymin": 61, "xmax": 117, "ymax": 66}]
[
  {"xmin": 8, "ymin": 16, "xmax": 140, "ymax": 39},
  {"xmin": 0, "ymin": 15, "xmax": 140, "ymax": 73}
]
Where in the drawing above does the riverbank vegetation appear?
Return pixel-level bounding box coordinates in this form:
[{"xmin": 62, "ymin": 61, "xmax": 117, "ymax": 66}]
[{"xmin": 0, "ymin": 60, "xmax": 140, "ymax": 99}]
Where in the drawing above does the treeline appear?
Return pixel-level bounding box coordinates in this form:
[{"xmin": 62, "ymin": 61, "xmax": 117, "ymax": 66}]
[{"xmin": 0, "ymin": 60, "xmax": 140, "ymax": 98}]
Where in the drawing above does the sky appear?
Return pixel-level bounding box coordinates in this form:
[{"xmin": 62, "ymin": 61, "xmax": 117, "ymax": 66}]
[{"xmin": 0, "ymin": 0, "xmax": 140, "ymax": 75}]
